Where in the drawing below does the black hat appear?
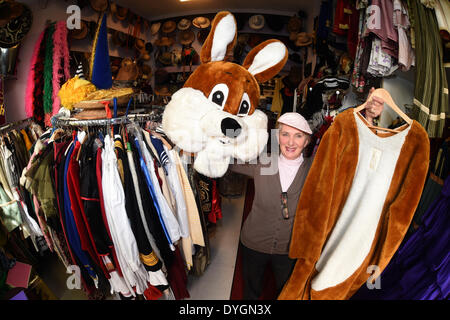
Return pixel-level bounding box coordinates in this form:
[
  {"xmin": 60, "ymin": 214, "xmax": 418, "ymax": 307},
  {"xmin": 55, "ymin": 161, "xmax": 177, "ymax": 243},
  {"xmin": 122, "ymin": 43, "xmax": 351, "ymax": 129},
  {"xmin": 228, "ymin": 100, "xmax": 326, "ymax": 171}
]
[{"xmin": 265, "ymin": 15, "xmax": 285, "ymax": 32}]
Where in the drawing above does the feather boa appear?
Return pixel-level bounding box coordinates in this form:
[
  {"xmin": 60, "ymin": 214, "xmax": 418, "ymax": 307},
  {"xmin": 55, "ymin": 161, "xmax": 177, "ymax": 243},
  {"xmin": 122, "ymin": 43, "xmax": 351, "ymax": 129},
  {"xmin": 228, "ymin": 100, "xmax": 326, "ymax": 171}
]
[
  {"xmin": 51, "ymin": 21, "xmax": 70, "ymax": 117},
  {"xmin": 43, "ymin": 23, "xmax": 55, "ymax": 126},
  {"xmin": 25, "ymin": 29, "xmax": 45, "ymax": 118}
]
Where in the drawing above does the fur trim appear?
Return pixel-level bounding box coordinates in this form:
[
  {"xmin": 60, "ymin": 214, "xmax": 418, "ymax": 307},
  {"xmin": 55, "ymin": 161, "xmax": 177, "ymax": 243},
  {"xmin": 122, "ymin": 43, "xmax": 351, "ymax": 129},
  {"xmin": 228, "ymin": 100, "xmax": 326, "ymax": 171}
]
[{"xmin": 25, "ymin": 30, "xmax": 45, "ymax": 118}]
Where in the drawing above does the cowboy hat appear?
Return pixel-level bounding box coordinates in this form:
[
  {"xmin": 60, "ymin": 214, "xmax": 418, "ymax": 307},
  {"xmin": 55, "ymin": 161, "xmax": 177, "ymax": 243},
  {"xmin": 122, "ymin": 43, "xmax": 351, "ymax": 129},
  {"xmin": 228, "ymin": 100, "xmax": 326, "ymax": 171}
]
[
  {"xmin": 69, "ymin": 20, "xmax": 88, "ymax": 40},
  {"xmin": 89, "ymin": 0, "xmax": 108, "ymax": 12},
  {"xmin": 162, "ymin": 20, "xmax": 176, "ymax": 34},
  {"xmin": 177, "ymin": 18, "xmax": 191, "ymax": 31},
  {"xmin": 158, "ymin": 51, "xmax": 173, "ymax": 66},
  {"xmin": 151, "ymin": 22, "xmax": 161, "ymax": 35},
  {"xmin": 0, "ymin": 2, "xmax": 32, "ymax": 48},
  {"xmin": 249, "ymin": 15, "xmax": 265, "ymax": 30},
  {"xmin": 155, "ymin": 36, "xmax": 174, "ymax": 47},
  {"xmin": 295, "ymin": 32, "xmax": 313, "ymax": 47},
  {"xmin": 139, "ymin": 50, "xmax": 151, "ymax": 61},
  {"xmin": 155, "ymin": 84, "xmax": 170, "ymax": 96},
  {"xmin": 135, "ymin": 38, "xmax": 145, "ymax": 51},
  {"xmin": 192, "ymin": 16, "xmax": 210, "ymax": 29},
  {"xmin": 179, "ymin": 30, "xmax": 194, "ymax": 45}
]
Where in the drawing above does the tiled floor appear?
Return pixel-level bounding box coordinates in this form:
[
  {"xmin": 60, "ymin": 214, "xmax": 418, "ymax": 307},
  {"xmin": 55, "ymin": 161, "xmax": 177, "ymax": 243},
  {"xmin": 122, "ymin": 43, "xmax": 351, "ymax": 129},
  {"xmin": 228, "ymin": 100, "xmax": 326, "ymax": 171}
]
[{"xmin": 36, "ymin": 192, "xmax": 245, "ymax": 300}]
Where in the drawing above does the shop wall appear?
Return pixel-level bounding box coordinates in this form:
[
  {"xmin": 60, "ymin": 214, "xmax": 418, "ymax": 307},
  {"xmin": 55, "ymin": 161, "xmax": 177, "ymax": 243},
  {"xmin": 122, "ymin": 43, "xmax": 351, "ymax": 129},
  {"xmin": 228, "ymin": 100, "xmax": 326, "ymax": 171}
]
[{"xmin": 4, "ymin": 0, "xmax": 320, "ymax": 123}]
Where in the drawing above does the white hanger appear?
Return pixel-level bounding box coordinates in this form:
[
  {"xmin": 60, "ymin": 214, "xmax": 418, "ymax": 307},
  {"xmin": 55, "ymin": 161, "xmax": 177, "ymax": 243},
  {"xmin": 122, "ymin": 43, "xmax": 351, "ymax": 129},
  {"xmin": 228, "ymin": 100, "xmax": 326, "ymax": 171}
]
[{"xmin": 354, "ymin": 88, "xmax": 412, "ymax": 133}]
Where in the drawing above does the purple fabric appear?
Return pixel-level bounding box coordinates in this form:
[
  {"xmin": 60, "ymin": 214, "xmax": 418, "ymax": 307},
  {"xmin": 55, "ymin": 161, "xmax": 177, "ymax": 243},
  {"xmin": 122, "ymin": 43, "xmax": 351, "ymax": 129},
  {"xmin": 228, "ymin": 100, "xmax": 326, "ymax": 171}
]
[{"xmin": 351, "ymin": 176, "xmax": 450, "ymax": 300}]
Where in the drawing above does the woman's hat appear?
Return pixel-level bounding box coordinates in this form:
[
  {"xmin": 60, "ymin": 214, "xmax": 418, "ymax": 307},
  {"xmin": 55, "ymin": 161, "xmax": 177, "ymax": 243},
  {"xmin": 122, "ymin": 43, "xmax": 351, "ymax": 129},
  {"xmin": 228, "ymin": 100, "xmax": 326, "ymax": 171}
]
[
  {"xmin": 192, "ymin": 16, "xmax": 210, "ymax": 29},
  {"xmin": 179, "ymin": 30, "xmax": 194, "ymax": 45},
  {"xmin": 151, "ymin": 22, "xmax": 161, "ymax": 35},
  {"xmin": 162, "ymin": 20, "xmax": 176, "ymax": 34},
  {"xmin": 155, "ymin": 36, "xmax": 174, "ymax": 47},
  {"xmin": 177, "ymin": 18, "xmax": 191, "ymax": 30},
  {"xmin": 249, "ymin": 15, "xmax": 265, "ymax": 30},
  {"xmin": 89, "ymin": 0, "xmax": 108, "ymax": 12},
  {"xmin": 277, "ymin": 112, "xmax": 312, "ymax": 134},
  {"xmin": 295, "ymin": 32, "xmax": 312, "ymax": 47},
  {"xmin": 70, "ymin": 20, "xmax": 88, "ymax": 40}
]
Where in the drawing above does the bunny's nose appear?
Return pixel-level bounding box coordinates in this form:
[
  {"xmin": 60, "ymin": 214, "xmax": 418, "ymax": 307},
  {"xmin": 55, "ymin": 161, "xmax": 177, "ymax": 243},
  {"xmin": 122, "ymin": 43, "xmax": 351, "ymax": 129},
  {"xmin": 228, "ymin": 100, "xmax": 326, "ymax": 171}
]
[{"xmin": 221, "ymin": 118, "xmax": 242, "ymax": 138}]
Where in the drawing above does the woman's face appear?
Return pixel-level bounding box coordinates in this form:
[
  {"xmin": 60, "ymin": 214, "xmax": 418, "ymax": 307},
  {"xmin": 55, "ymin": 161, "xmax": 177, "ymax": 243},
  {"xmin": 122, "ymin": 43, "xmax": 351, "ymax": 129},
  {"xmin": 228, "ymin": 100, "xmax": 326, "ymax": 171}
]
[{"xmin": 278, "ymin": 124, "xmax": 309, "ymax": 160}]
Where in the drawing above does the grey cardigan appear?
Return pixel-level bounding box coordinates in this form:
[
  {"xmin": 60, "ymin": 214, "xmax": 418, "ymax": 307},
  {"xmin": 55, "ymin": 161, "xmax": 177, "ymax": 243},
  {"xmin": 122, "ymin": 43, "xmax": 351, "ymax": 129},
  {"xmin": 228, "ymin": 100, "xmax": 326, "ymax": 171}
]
[{"xmin": 230, "ymin": 155, "xmax": 314, "ymax": 255}]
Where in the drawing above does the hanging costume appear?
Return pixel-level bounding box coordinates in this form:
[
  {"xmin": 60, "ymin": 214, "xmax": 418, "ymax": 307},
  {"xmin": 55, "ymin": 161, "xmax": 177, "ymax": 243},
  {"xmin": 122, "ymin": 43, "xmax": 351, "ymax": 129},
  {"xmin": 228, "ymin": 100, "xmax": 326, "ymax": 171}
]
[{"xmin": 279, "ymin": 109, "xmax": 429, "ymax": 300}]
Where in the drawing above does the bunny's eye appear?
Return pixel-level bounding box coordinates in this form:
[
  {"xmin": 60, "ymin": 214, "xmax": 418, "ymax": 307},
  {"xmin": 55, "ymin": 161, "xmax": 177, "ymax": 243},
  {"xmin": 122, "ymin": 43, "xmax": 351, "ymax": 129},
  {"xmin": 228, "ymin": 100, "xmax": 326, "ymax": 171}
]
[
  {"xmin": 208, "ymin": 83, "xmax": 229, "ymax": 110},
  {"xmin": 237, "ymin": 93, "xmax": 251, "ymax": 117}
]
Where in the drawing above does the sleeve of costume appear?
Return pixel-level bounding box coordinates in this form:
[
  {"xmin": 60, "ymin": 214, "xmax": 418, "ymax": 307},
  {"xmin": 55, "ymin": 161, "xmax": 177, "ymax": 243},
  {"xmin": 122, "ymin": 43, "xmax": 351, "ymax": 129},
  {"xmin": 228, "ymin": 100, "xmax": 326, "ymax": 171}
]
[
  {"xmin": 372, "ymin": 125, "xmax": 430, "ymax": 274},
  {"xmin": 280, "ymin": 118, "xmax": 342, "ymax": 299},
  {"xmin": 229, "ymin": 163, "xmax": 256, "ymax": 177}
]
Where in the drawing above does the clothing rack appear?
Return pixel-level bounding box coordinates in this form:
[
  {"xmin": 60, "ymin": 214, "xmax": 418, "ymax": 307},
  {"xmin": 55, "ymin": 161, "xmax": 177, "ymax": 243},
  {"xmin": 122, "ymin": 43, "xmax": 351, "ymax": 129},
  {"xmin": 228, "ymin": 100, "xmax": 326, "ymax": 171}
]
[
  {"xmin": 50, "ymin": 112, "xmax": 162, "ymax": 128},
  {"xmin": 0, "ymin": 117, "xmax": 35, "ymax": 134}
]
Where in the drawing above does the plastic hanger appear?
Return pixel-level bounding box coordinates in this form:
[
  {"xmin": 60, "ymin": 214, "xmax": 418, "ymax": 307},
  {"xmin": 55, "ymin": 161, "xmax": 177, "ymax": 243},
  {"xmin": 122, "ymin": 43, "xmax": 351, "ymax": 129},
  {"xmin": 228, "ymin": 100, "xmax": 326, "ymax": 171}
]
[{"xmin": 354, "ymin": 88, "xmax": 412, "ymax": 133}]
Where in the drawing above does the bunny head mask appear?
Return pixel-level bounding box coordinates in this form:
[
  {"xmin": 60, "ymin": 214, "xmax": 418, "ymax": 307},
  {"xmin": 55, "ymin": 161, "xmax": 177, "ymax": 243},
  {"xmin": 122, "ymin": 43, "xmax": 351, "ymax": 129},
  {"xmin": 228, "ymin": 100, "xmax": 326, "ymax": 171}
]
[{"xmin": 162, "ymin": 11, "xmax": 288, "ymax": 177}]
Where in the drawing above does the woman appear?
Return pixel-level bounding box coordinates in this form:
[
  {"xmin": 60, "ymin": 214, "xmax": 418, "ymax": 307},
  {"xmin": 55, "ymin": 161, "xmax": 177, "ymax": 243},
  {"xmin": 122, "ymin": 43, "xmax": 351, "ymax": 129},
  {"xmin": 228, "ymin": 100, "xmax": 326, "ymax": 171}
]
[
  {"xmin": 230, "ymin": 112, "xmax": 314, "ymax": 300},
  {"xmin": 230, "ymin": 92, "xmax": 384, "ymax": 299}
]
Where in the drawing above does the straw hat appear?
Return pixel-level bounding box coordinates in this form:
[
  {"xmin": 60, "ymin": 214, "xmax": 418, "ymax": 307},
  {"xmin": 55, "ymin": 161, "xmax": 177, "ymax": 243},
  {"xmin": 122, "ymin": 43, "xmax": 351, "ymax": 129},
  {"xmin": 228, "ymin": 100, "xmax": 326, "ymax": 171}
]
[
  {"xmin": 192, "ymin": 16, "xmax": 210, "ymax": 29},
  {"xmin": 151, "ymin": 22, "xmax": 161, "ymax": 35},
  {"xmin": 179, "ymin": 30, "xmax": 194, "ymax": 45},
  {"xmin": 177, "ymin": 18, "xmax": 191, "ymax": 31},
  {"xmin": 70, "ymin": 20, "xmax": 88, "ymax": 40},
  {"xmin": 89, "ymin": 0, "xmax": 108, "ymax": 12},
  {"xmin": 295, "ymin": 32, "xmax": 312, "ymax": 47},
  {"xmin": 158, "ymin": 51, "xmax": 173, "ymax": 66},
  {"xmin": 162, "ymin": 20, "xmax": 176, "ymax": 34},
  {"xmin": 155, "ymin": 36, "xmax": 174, "ymax": 47},
  {"xmin": 249, "ymin": 15, "xmax": 265, "ymax": 30}
]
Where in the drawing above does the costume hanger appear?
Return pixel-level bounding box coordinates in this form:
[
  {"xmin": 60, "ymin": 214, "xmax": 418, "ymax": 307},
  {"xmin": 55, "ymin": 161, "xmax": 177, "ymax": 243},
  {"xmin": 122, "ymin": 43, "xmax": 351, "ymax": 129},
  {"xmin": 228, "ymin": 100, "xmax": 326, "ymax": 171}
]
[{"xmin": 354, "ymin": 88, "xmax": 413, "ymax": 133}]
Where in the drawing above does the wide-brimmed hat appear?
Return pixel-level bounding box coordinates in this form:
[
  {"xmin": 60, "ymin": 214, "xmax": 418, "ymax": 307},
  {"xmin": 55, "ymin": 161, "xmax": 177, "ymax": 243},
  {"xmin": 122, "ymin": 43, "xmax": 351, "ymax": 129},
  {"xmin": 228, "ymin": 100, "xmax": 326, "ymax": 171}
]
[
  {"xmin": 140, "ymin": 50, "xmax": 151, "ymax": 61},
  {"xmin": 177, "ymin": 18, "xmax": 191, "ymax": 30},
  {"xmin": 155, "ymin": 84, "xmax": 170, "ymax": 96},
  {"xmin": 155, "ymin": 36, "xmax": 174, "ymax": 47},
  {"xmin": 151, "ymin": 22, "xmax": 161, "ymax": 35},
  {"xmin": 89, "ymin": 0, "xmax": 108, "ymax": 12},
  {"xmin": 295, "ymin": 32, "xmax": 313, "ymax": 47},
  {"xmin": 249, "ymin": 15, "xmax": 265, "ymax": 30},
  {"xmin": 135, "ymin": 38, "xmax": 145, "ymax": 51},
  {"xmin": 158, "ymin": 51, "xmax": 173, "ymax": 66},
  {"xmin": 115, "ymin": 57, "xmax": 139, "ymax": 81},
  {"xmin": 179, "ymin": 30, "xmax": 194, "ymax": 45},
  {"xmin": 69, "ymin": 19, "xmax": 88, "ymax": 40},
  {"xmin": 192, "ymin": 16, "xmax": 210, "ymax": 29},
  {"xmin": 0, "ymin": 2, "xmax": 32, "ymax": 48},
  {"xmin": 162, "ymin": 20, "xmax": 176, "ymax": 34}
]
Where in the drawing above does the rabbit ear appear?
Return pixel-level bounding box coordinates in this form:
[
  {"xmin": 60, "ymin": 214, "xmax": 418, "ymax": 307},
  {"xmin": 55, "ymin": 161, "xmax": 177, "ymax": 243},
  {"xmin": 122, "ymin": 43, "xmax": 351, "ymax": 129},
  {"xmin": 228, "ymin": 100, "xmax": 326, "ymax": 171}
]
[
  {"xmin": 243, "ymin": 39, "xmax": 288, "ymax": 83},
  {"xmin": 200, "ymin": 11, "xmax": 237, "ymax": 64}
]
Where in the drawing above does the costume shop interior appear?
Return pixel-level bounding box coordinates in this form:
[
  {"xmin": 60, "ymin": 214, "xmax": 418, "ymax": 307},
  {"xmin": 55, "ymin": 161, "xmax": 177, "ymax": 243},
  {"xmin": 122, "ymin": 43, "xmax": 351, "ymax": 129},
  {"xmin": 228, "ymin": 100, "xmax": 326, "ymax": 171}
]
[{"xmin": 0, "ymin": 0, "xmax": 448, "ymax": 301}]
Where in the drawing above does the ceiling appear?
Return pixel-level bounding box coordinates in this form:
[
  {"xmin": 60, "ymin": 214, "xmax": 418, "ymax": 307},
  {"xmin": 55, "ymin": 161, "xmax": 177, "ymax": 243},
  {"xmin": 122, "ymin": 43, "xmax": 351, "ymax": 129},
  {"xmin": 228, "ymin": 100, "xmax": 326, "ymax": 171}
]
[{"xmin": 114, "ymin": 0, "xmax": 318, "ymax": 21}]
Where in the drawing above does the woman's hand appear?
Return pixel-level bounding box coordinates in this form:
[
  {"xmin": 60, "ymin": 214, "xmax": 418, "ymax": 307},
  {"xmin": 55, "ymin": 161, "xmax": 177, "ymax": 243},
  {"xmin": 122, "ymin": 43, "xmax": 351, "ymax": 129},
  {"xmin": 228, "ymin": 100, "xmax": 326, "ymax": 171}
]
[{"xmin": 365, "ymin": 87, "xmax": 384, "ymax": 125}]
